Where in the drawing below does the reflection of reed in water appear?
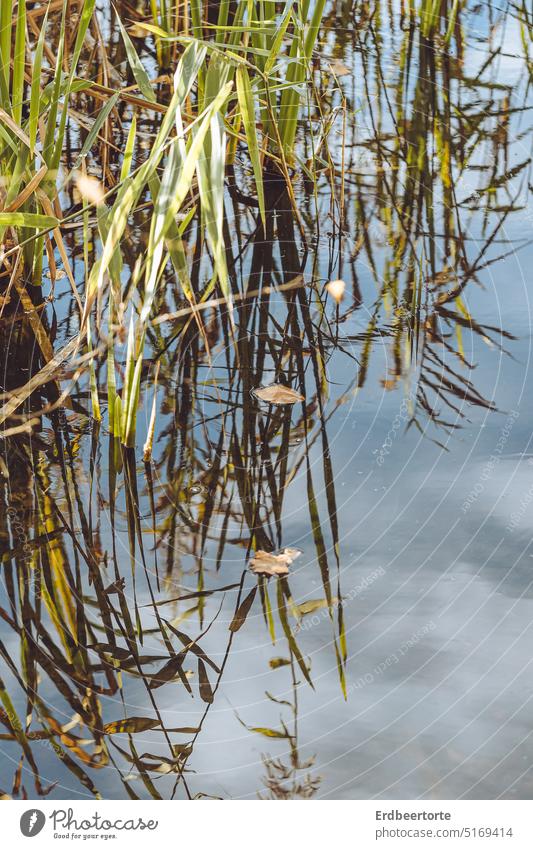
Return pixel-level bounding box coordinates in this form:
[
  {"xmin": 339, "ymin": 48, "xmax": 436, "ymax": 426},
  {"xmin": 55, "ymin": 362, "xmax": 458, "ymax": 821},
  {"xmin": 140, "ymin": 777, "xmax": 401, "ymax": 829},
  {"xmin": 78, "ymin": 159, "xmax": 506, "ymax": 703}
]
[
  {"xmin": 313, "ymin": 0, "xmax": 527, "ymax": 436},
  {"xmin": 0, "ymin": 0, "xmax": 529, "ymax": 800}
]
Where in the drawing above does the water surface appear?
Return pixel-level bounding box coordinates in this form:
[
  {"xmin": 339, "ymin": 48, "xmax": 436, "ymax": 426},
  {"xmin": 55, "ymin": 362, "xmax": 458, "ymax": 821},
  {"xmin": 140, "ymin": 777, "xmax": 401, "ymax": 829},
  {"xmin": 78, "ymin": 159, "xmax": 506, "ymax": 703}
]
[{"xmin": 1, "ymin": 0, "xmax": 532, "ymax": 800}]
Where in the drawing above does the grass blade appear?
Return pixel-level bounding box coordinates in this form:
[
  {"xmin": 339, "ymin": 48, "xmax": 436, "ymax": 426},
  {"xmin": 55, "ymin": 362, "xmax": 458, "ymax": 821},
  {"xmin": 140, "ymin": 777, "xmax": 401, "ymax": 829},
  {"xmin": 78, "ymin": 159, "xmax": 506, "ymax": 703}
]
[{"xmin": 236, "ymin": 65, "xmax": 266, "ymax": 228}]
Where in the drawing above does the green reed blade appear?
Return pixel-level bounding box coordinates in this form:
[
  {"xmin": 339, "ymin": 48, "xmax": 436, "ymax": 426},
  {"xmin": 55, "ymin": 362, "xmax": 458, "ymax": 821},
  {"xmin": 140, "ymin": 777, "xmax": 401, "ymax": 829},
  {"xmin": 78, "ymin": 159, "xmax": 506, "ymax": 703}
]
[{"xmin": 236, "ymin": 65, "xmax": 266, "ymax": 228}]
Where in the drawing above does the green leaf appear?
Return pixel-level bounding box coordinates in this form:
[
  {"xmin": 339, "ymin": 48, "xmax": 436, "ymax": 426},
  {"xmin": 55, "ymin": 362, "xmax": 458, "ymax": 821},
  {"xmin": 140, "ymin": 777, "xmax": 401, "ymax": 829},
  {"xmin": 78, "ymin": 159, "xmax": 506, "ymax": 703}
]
[
  {"xmin": 236, "ymin": 65, "xmax": 266, "ymax": 229},
  {"xmin": 276, "ymin": 580, "xmax": 314, "ymax": 688},
  {"xmin": 0, "ymin": 212, "xmax": 58, "ymax": 229},
  {"xmin": 50, "ymin": 0, "xmax": 97, "ymax": 175},
  {"xmin": 42, "ymin": 0, "xmax": 67, "ymax": 169},
  {"xmin": 264, "ymin": 0, "xmax": 294, "ymax": 74},
  {"xmin": 116, "ymin": 14, "xmax": 157, "ymax": 103},
  {"xmin": 174, "ymin": 41, "xmax": 207, "ymax": 105},
  {"xmin": 195, "ymin": 112, "xmax": 230, "ymax": 298},
  {"xmin": 73, "ymin": 92, "xmax": 120, "ymax": 169},
  {"xmin": 294, "ymin": 598, "xmax": 334, "ymax": 616},
  {"xmin": 12, "ymin": 0, "xmax": 26, "ymax": 126},
  {"xmin": 131, "ymin": 21, "xmax": 169, "ymax": 39},
  {"xmin": 140, "ymin": 81, "xmax": 232, "ymax": 324},
  {"xmin": 119, "ymin": 113, "xmax": 137, "ymax": 182},
  {"xmin": 29, "ymin": 7, "xmax": 48, "ymax": 154}
]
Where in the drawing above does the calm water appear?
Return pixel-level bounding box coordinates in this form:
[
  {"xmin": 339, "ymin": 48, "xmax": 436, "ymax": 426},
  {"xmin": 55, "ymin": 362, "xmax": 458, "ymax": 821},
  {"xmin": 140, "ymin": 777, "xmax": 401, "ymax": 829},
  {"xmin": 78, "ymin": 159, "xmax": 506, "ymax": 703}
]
[{"xmin": 1, "ymin": 2, "xmax": 532, "ymax": 799}]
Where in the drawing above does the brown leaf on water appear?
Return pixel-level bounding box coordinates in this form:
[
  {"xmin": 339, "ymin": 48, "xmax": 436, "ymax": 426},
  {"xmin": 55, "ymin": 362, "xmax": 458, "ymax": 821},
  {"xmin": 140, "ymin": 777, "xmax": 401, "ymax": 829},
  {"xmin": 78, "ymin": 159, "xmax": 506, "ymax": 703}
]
[
  {"xmin": 163, "ymin": 623, "xmax": 221, "ymax": 674},
  {"xmin": 249, "ymin": 548, "xmax": 302, "ymax": 577},
  {"xmin": 90, "ymin": 643, "xmax": 131, "ymax": 661},
  {"xmin": 148, "ymin": 651, "xmax": 191, "ymax": 691},
  {"xmin": 198, "ymin": 659, "xmax": 214, "ymax": 703},
  {"xmin": 45, "ymin": 268, "xmax": 66, "ymax": 280},
  {"xmin": 252, "ymin": 384, "xmax": 304, "ymax": 405},
  {"xmin": 328, "ymin": 58, "xmax": 351, "ymax": 77},
  {"xmin": 326, "ymin": 279, "xmax": 345, "ymax": 303},
  {"xmin": 229, "ymin": 587, "xmax": 257, "ymax": 632}
]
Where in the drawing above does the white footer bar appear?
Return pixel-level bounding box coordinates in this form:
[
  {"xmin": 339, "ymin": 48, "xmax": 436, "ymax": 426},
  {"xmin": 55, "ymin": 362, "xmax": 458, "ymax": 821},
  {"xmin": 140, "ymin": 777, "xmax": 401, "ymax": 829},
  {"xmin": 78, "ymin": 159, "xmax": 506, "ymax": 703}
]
[{"xmin": 3, "ymin": 800, "xmax": 532, "ymax": 847}]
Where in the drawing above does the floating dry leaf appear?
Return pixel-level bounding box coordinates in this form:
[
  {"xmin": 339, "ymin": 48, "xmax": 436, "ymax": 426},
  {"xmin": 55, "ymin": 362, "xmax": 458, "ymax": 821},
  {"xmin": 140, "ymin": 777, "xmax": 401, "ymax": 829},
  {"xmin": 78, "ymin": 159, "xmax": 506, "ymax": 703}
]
[
  {"xmin": 45, "ymin": 268, "xmax": 66, "ymax": 280},
  {"xmin": 252, "ymin": 384, "xmax": 304, "ymax": 405},
  {"xmin": 249, "ymin": 547, "xmax": 302, "ymax": 577},
  {"xmin": 326, "ymin": 279, "xmax": 345, "ymax": 303},
  {"xmin": 328, "ymin": 58, "xmax": 351, "ymax": 76}
]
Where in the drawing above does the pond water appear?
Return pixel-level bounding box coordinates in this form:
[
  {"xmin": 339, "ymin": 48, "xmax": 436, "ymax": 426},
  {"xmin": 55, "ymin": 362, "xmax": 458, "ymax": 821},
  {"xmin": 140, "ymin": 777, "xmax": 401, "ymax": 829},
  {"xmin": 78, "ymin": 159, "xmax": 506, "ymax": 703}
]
[{"xmin": 1, "ymin": 1, "xmax": 532, "ymax": 799}]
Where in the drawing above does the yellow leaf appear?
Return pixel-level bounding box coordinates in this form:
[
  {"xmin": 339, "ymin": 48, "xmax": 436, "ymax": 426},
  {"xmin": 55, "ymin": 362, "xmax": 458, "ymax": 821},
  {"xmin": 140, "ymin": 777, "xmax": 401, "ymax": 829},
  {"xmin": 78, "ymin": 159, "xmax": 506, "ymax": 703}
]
[{"xmin": 103, "ymin": 717, "xmax": 161, "ymax": 735}]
